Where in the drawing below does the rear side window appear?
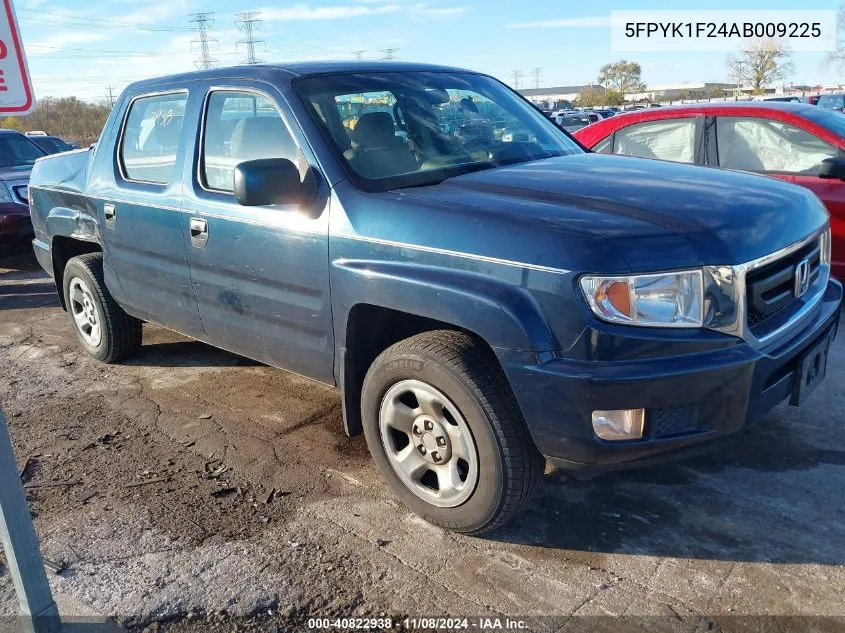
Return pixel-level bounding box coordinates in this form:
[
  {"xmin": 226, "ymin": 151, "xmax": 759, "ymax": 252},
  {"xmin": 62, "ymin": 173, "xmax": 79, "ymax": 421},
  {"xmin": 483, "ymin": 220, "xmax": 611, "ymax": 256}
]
[
  {"xmin": 593, "ymin": 135, "xmax": 612, "ymax": 154},
  {"xmin": 201, "ymin": 90, "xmax": 298, "ymax": 192},
  {"xmin": 120, "ymin": 92, "xmax": 187, "ymax": 184},
  {"xmin": 817, "ymin": 94, "xmax": 844, "ymax": 109},
  {"xmin": 715, "ymin": 117, "xmax": 838, "ymax": 175},
  {"xmin": 613, "ymin": 118, "xmax": 697, "ymax": 163}
]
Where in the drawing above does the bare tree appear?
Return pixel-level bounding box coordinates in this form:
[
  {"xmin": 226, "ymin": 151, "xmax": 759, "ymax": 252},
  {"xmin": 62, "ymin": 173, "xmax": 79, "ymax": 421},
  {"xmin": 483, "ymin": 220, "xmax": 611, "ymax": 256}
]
[
  {"xmin": 597, "ymin": 60, "xmax": 646, "ymax": 96},
  {"xmin": 0, "ymin": 97, "xmax": 112, "ymax": 145},
  {"xmin": 727, "ymin": 39, "xmax": 794, "ymax": 92},
  {"xmin": 826, "ymin": 5, "xmax": 844, "ymax": 69}
]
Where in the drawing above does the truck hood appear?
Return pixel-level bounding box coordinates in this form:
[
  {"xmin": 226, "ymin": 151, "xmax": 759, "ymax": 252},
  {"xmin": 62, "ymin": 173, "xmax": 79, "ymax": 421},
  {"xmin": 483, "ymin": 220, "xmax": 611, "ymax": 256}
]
[
  {"xmin": 0, "ymin": 164, "xmax": 34, "ymax": 181},
  {"xmin": 398, "ymin": 154, "xmax": 829, "ymax": 270}
]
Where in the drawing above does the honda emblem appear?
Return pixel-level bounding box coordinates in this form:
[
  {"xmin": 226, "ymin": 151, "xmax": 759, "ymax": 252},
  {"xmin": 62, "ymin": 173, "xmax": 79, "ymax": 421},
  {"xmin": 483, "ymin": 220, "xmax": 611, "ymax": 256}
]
[{"xmin": 794, "ymin": 258, "xmax": 811, "ymax": 297}]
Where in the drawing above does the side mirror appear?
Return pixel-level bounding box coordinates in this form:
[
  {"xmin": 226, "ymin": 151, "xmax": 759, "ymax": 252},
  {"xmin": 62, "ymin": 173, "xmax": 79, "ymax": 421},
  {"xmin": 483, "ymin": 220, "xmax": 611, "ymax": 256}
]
[
  {"xmin": 234, "ymin": 158, "xmax": 302, "ymax": 206},
  {"xmin": 819, "ymin": 157, "xmax": 845, "ymax": 182}
]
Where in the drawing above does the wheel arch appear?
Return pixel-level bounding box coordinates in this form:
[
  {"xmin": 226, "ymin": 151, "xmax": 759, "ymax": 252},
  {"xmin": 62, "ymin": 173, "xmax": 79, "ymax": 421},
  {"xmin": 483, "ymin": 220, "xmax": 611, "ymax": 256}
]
[
  {"xmin": 334, "ymin": 260, "xmax": 556, "ymax": 437},
  {"xmin": 51, "ymin": 236, "xmax": 102, "ymax": 311}
]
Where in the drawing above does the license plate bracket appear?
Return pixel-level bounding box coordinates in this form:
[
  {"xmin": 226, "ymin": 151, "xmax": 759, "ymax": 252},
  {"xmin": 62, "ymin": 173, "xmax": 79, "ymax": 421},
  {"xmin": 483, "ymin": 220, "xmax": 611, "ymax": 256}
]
[{"xmin": 790, "ymin": 331, "xmax": 833, "ymax": 406}]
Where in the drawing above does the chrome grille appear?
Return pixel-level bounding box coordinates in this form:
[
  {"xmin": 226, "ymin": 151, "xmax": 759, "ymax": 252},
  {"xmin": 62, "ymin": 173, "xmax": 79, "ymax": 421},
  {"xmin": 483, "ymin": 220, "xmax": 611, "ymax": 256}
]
[{"xmin": 745, "ymin": 238, "xmax": 822, "ymax": 332}]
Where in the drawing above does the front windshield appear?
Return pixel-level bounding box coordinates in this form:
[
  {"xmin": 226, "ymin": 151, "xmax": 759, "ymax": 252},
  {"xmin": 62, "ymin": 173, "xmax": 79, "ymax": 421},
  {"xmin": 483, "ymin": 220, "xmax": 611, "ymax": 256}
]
[
  {"xmin": 294, "ymin": 71, "xmax": 583, "ymax": 191},
  {"xmin": 0, "ymin": 134, "xmax": 46, "ymax": 167}
]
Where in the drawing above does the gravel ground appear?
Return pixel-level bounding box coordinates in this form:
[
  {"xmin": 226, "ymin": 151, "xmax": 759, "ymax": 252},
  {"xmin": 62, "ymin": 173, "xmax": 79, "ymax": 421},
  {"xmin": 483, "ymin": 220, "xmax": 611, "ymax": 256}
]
[{"xmin": 1, "ymin": 246, "xmax": 844, "ymax": 633}]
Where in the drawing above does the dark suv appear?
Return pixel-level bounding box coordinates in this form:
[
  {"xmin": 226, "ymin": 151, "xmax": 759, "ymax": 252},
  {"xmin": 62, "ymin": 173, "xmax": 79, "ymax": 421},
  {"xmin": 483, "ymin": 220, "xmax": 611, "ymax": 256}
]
[
  {"xmin": 27, "ymin": 63, "xmax": 842, "ymax": 533},
  {"xmin": 0, "ymin": 129, "xmax": 45, "ymax": 244}
]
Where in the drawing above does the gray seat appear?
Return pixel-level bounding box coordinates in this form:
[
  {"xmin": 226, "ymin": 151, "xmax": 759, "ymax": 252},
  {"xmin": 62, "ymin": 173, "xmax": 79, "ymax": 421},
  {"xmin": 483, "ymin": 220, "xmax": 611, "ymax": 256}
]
[
  {"xmin": 230, "ymin": 116, "xmax": 296, "ymax": 162},
  {"xmin": 343, "ymin": 112, "xmax": 418, "ymax": 179}
]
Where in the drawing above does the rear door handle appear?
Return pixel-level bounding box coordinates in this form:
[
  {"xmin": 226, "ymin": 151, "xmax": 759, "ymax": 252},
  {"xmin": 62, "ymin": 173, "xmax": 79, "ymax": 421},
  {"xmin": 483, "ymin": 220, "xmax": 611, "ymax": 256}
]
[
  {"xmin": 190, "ymin": 217, "xmax": 208, "ymax": 248},
  {"xmin": 103, "ymin": 203, "xmax": 116, "ymax": 228}
]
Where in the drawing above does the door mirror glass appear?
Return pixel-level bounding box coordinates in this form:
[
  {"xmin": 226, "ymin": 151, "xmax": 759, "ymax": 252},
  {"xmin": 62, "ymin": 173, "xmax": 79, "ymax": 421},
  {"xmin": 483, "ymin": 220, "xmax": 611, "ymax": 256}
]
[
  {"xmin": 234, "ymin": 158, "xmax": 302, "ymax": 206},
  {"xmin": 819, "ymin": 157, "xmax": 845, "ymax": 182}
]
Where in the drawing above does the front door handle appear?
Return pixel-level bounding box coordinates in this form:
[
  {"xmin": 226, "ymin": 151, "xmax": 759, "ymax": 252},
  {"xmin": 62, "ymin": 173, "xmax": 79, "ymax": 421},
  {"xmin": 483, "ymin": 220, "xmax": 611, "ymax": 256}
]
[
  {"xmin": 190, "ymin": 217, "xmax": 208, "ymax": 248},
  {"xmin": 104, "ymin": 203, "xmax": 116, "ymax": 229}
]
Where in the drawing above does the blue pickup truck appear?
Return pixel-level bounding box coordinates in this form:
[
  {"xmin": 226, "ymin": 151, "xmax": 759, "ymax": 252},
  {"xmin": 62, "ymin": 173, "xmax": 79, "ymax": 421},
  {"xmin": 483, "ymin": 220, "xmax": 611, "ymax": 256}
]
[{"xmin": 28, "ymin": 62, "xmax": 842, "ymax": 533}]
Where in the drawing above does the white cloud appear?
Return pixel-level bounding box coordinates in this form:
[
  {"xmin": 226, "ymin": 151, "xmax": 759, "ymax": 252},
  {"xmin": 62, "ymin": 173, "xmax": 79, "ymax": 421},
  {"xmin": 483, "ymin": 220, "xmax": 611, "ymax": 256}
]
[
  {"xmin": 411, "ymin": 4, "xmax": 469, "ymax": 21},
  {"xmin": 27, "ymin": 31, "xmax": 110, "ymax": 49},
  {"xmin": 506, "ymin": 16, "xmax": 610, "ymax": 29},
  {"xmin": 259, "ymin": 3, "xmax": 402, "ymax": 21}
]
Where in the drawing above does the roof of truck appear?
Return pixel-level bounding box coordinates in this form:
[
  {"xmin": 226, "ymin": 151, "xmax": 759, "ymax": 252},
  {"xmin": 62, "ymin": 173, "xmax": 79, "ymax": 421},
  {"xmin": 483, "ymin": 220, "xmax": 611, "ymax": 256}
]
[{"xmin": 126, "ymin": 61, "xmax": 473, "ymax": 91}]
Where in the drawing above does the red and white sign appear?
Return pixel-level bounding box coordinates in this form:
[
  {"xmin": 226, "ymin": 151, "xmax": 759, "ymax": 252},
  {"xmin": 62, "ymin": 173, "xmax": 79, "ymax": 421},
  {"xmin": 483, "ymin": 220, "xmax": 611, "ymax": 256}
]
[{"xmin": 0, "ymin": 0, "xmax": 33, "ymax": 115}]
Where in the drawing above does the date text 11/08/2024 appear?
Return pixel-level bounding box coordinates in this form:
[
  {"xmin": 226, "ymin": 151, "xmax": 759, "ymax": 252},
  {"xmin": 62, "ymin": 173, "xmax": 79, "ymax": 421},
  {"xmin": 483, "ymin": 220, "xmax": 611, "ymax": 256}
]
[{"xmin": 307, "ymin": 617, "xmax": 529, "ymax": 630}]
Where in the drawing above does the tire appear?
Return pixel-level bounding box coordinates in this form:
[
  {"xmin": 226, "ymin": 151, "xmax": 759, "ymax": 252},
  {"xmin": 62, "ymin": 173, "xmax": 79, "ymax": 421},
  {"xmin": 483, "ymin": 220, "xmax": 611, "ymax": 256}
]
[
  {"xmin": 63, "ymin": 253, "xmax": 142, "ymax": 363},
  {"xmin": 361, "ymin": 330, "xmax": 544, "ymax": 534}
]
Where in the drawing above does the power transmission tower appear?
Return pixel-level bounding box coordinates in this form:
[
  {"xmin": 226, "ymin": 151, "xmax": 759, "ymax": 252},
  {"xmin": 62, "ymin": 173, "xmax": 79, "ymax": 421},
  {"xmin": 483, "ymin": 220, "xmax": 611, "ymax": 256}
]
[
  {"xmin": 511, "ymin": 70, "xmax": 524, "ymax": 90},
  {"xmin": 380, "ymin": 48, "xmax": 400, "ymax": 61},
  {"xmin": 531, "ymin": 67, "xmax": 543, "ymax": 89},
  {"xmin": 351, "ymin": 50, "xmax": 366, "ymax": 60},
  {"xmin": 236, "ymin": 12, "xmax": 265, "ymax": 65},
  {"xmin": 189, "ymin": 12, "xmax": 219, "ymax": 70}
]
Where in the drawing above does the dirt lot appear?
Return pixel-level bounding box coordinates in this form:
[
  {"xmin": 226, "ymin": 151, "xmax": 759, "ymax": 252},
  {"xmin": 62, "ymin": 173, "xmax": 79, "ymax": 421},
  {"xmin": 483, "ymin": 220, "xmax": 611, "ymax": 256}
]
[{"xmin": 1, "ymin": 246, "xmax": 844, "ymax": 633}]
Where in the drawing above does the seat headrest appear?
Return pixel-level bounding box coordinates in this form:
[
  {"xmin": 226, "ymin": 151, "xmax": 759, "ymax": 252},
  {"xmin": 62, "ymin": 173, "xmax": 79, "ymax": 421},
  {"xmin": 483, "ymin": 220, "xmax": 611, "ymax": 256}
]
[
  {"xmin": 231, "ymin": 116, "xmax": 295, "ymax": 160},
  {"xmin": 351, "ymin": 112, "xmax": 396, "ymax": 149}
]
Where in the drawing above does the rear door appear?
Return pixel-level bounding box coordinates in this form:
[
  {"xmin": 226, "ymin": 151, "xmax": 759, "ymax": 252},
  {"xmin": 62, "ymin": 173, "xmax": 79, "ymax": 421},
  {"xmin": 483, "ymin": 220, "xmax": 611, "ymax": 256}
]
[
  {"xmin": 94, "ymin": 89, "xmax": 203, "ymax": 337},
  {"xmin": 180, "ymin": 82, "xmax": 334, "ymax": 382},
  {"xmin": 597, "ymin": 116, "xmax": 705, "ymax": 165}
]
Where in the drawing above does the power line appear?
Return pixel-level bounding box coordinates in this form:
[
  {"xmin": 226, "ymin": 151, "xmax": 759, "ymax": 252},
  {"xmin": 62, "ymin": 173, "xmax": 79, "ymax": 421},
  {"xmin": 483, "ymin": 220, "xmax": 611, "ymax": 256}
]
[
  {"xmin": 189, "ymin": 12, "xmax": 219, "ymax": 70},
  {"xmin": 510, "ymin": 70, "xmax": 524, "ymax": 90},
  {"xmin": 236, "ymin": 12, "xmax": 265, "ymax": 65},
  {"xmin": 18, "ymin": 9, "xmax": 194, "ymax": 31},
  {"xmin": 380, "ymin": 48, "xmax": 400, "ymax": 61},
  {"xmin": 351, "ymin": 50, "xmax": 366, "ymax": 60},
  {"xmin": 531, "ymin": 67, "xmax": 543, "ymax": 89}
]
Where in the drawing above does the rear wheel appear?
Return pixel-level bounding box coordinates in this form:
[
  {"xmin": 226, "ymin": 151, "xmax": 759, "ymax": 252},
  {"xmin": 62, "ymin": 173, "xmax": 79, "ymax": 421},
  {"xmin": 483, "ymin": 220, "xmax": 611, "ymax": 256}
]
[
  {"xmin": 361, "ymin": 330, "xmax": 544, "ymax": 534},
  {"xmin": 63, "ymin": 253, "xmax": 142, "ymax": 363}
]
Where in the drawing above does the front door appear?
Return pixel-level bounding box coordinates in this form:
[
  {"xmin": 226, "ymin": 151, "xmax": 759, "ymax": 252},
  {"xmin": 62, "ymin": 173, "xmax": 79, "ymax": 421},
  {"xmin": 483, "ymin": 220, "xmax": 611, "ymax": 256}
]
[
  {"xmin": 95, "ymin": 90, "xmax": 203, "ymax": 337},
  {"xmin": 181, "ymin": 85, "xmax": 334, "ymax": 383}
]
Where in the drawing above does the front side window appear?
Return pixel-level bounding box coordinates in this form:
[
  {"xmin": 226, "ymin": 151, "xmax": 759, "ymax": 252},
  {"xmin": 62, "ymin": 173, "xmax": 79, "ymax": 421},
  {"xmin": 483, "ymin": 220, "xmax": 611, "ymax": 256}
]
[
  {"xmin": 613, "ymin": 118, "xmax": 697, "ymax": 163},
  {"xmin": 120, "ymin": 92, "xmax": 187, "ymax": 184},
  {"xmin": 295, "ymin": 71, "xmax": 582, "ymax": 191},
  {"xmin": 715, "ymin": 117, "xmax": 838, "ymax": 175},
  {"xmin": 817, "ymin": 94, "xmax": 845, "ymax": 110},
  {"xmin": 201, "ymin": 90, "xmax": 299, "ymax": 192}
]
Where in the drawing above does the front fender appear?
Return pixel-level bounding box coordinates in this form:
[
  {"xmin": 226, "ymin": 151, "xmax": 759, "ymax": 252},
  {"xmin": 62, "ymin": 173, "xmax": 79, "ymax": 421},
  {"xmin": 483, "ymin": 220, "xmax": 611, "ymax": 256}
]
[{"xmin": 333, "ymin": 259, "xmax": 558, "ymax": 354}]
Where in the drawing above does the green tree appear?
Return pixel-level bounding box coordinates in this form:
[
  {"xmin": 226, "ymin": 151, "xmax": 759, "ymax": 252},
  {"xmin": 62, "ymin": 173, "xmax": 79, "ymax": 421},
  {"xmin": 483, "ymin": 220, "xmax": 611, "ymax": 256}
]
[
  {"xmin": 727, "ymin": 39, "xmax": 794, "ymax": 91},
  {"xmin": 577, "ymin": 87, "xmax": 624, "ymax": 107},
  {"xmin": 597, "ymin": 60, "xmax": 646, "ymax": 96}
]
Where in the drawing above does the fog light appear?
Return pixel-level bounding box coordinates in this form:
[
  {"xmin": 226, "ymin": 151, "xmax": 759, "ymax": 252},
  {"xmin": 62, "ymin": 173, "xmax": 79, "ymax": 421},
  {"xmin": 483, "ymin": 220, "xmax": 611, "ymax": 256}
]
[{"xmin": 592, "ymin": 409, "xmax": 645, "ymax": 441}]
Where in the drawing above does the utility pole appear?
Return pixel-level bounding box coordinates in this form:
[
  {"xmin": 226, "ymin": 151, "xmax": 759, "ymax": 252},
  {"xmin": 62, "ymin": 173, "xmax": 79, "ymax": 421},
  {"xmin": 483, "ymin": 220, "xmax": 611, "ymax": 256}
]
[
  {"xmin": 510, "ymin": 70, "xmax": 524, "ymax": 90},
  {"xmin": 380, "ymin": 48, "xmax": 400, "ymax": 61},
  {"xmin": 734, "ymin": 60, "xmax": 744, "ymax": 99},
  {"xmin": 236, "ymin": 12, "xmax": 265, "ymax": 65},
  {"xmin": 106, "ymin": 86, "xmax": 115, "ymax": 108},
  {"xmin": 189, "ymin": 12, "xmax": 218, "ymax": 70},
  {"xmin": 351, "ymin": 50, "xmax": 366, "ymax": 60},
  {"xmin": 531, "ymin": 67, "xmax": 543, "ymax": 89}
]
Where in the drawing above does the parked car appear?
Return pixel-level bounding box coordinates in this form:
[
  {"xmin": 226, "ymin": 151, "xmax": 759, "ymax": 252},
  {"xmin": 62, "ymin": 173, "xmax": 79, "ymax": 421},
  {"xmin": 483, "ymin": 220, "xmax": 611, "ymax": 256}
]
[
  {"xmin": 27, "ymin": 134, "xmax": 73, "ymax": 155},
  {"xmin": 816, "ymin": 93, "xmax": 845, "ymax": 113},
  {"xmin": 574, "ymin": 101, "xmax": 845, "ymax": 279},
  {"xmin": 28, "ymin": 63, "xmax": 842, "ymax": 533},
  {"xmin": 0, "ymin": 129, "xmax": 46, "ymax": 244},
  {"xmin": 556, "ymin": 112, "xmax": 594, "ymax": 132},
  {"xmin": 752, "ymin": 95, "xmax": 803, "ymax": 103},
  {"xmin": 807, "ymin": 95, "xmax": 822, "ymax": 105}
]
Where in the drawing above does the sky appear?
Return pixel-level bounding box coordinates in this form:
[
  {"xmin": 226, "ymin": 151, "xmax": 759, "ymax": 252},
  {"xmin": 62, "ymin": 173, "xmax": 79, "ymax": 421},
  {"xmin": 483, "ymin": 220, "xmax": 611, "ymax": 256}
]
[{"xmin": 13, "ymin": 0, "xmax": 845, "ymax": 103}]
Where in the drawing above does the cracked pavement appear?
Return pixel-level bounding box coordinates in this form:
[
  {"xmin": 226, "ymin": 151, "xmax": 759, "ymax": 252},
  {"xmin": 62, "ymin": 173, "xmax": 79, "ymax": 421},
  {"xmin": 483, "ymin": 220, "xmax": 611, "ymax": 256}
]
[{"xmin": 1, "ymin": 248, "xmax": 844, "ymax": 632}]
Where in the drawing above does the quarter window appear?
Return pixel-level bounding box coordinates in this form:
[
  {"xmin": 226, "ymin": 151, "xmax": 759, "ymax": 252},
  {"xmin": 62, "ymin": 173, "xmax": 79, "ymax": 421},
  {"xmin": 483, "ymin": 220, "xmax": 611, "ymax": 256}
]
[
  {"xmin": 592, "ymin": 135, "xmax": 612, "ymax": 154},
  {"xmin": 715, "ymin": 117, "xmax": 838, "ymax": 175},
  {"xmin": 612, "ymin": 118, "xmax": 697, "ymax": 163},
  {"xmin": 201, "ymin": 90, "xmax": 298, "ymax": 192},
  {"xmin": 120, "ymin": 92, "xmax": 187, "ymax": 184}
]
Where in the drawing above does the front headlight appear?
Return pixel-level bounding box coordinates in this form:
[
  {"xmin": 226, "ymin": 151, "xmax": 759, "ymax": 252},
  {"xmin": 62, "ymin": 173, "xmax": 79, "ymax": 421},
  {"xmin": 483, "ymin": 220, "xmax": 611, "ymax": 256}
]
[{"xmin": 580, "ymin": 270, "xmax": 704, "ymax": 327}]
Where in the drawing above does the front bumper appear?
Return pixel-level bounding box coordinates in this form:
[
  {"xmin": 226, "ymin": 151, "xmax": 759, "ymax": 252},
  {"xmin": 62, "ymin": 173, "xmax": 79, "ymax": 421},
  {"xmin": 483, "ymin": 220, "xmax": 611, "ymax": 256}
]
[
  {"xmin": 0, "ymin": 204, "xmax": 33, "ymax": 242},
  {"xmin": 503, "ymin": 279, "xmax": 842, "ymax": 474}
]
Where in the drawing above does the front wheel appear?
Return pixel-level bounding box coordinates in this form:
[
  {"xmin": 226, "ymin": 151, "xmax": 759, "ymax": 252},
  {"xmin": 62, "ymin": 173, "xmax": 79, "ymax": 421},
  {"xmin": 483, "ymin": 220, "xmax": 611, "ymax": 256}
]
[
  {"xmin": 361, "ymin": 330, "xmax": 544, "ymax": 534},
  {"xmin": 63, "ymin": 253, "xmax": 142, "ymax": 363}
]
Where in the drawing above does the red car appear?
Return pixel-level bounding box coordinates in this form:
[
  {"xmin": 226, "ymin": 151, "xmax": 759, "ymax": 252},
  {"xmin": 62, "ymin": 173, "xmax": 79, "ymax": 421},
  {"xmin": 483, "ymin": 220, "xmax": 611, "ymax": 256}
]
[{"xmin": 574, "ymin": 102, "xmax": 845, "ymax": 278}]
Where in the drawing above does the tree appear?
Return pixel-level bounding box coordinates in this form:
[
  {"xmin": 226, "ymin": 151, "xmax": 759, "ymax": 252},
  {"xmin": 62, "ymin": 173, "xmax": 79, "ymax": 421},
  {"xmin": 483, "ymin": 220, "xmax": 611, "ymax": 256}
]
[
  {"xmin": 597, "ymin": 60, "xmax": 646, "ymax": 96},
  {"xmin": 0, "ymin": 97, "xmax": 111, "ymax": 145},
  {"xmin": 826, "ymin": 5, "xmax": 844, "ymax": 69},
  {"xmin": 726, "ymin": 39, "xmax": 794, "ymax": 91},
  {"xmin": 577, "ymin": 87, "xmax": 624, "ymax": 107}
]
